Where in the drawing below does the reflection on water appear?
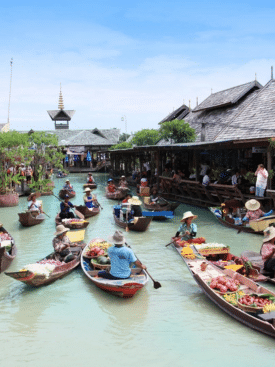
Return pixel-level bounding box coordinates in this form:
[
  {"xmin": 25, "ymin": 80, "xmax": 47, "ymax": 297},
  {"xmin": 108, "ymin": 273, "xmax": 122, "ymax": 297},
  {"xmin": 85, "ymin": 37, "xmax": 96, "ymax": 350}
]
[{"xmin": 1, "ymin": 173, "xmax": 275, "ymax": 366}]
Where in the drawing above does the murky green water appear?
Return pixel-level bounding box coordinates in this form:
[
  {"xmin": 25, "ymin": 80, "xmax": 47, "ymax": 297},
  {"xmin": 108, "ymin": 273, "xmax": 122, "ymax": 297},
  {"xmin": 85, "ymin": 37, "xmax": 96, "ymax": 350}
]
[{"xmin": 0, "ymin": 173, "xmax": 274, "ymax": 367}]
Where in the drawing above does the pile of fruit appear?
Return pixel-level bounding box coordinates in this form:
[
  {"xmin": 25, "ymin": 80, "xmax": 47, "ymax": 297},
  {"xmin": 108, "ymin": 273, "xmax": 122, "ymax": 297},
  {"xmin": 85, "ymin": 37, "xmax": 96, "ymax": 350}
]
[
  {"xmin": 85, "ymin": 240, "xmax": 112, "ymax": 257},
  {"xmin": 38, "ymin": 259, "xmax": 64, "ymax": 266},
  {"xmin": 195, "ymin": 243, "xmax": 230, "ymax": 255},
  {"xmin": 181, "ymin": 246, "xmax": 196, "ymax": 259},
  {"xmin": 223, "ymin": 290, "xmax": 245, "ymax": 306},
  {"xmin": 174, "ymin": 237, "xmax": 205, "ymax": 247},
  {"xmin": 0, "ymin": 232, "xmax": 12, "ymax": 241},
  {"xmin": 263, "ymin": 303, "xmax": 275, "ymax": 313},
  {"xmin": 210, "ymin": 276, "xmax": 240, "ymax": 293},
  {"xmin": 62, "ymin": 219, "xmax": 85, "ymax": 224},
  {"xmin": 238, "ymin": 294, "xmax": 275, "ymax": 308}
]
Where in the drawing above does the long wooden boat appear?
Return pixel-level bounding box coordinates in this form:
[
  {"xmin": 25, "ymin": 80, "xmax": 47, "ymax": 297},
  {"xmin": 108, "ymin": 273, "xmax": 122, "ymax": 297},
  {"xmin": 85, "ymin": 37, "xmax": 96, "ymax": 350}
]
[
  {"xmin": 75, "ymin": 205, "xmax": 100, "ymax": 218},
  {"xmin": 209, "ymin": 207, "xmax": 263, "ymax": 234},
  {"xmin": 83, "ymin": 183, "xmax": 97, "ymax": 190},
  {"xmin": 55, "ymin": 214, "xmax": 90, "ymax": 229},
  {"xmin": 105, "ymin": 187, "xmax": 126, "ymax": 200},
  {"xmin": 143, "ymin": 201, "xmax": 180, "ymax": 220},
  {"xmin": 5, "ymin": 245, "xmax": 83, "ymax": 286},
  {"xmin": 18, "ymin": 211, "xmax": 45, "ymax": 227},
  {"xmin": 171, "ymin": 242, "xmax": 275, "ymax": 338},
  {"xmin": 59, "ymin": 189, "xmax": 76, "ymax": 199},
  {"xmin": 0, "ymin": 225, "xmax": 17, "ymax": 273},
  {"xmin": 241, "ymin": 250, "xmax": 275, "ymax": 284},
  {"xmin": 113, "ymin": 214, "xmax": 152, "ymax": 232},
  {"xmin": 81, "ymin": 242, "xmax": 148, "ymax": 298}
]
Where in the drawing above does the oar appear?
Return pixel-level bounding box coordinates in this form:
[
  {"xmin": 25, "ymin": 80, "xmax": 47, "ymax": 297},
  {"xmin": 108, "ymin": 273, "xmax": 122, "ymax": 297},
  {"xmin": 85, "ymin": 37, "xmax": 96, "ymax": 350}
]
[
  {"xmin": 165, "ymin": 241, "xmax": 174, "ymax": 247},
  {"xmin": 126, "ymin": 243, "xmax": 161, "ymax": 289},
  {"xmin": 52, "ymin": 193, "xmax": 85, "ymax": 220},
  {"xmin": 31, "ymin": 202, "xmax": 51, "ymax": 218}
]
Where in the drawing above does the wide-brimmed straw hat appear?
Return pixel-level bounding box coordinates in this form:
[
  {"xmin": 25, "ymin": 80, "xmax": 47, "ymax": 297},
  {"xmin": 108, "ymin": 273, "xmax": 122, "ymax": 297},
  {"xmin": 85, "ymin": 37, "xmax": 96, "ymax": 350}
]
[
  {"xmin": 263, "ymin": 226, "xmax": 275, "ymax": 243},
  {"xmin": 54, "ymin": 224, "xmax": 70, "ymax": 236},
  {"xmin": 121, "ymin": 175, "xmax": 126, "ymax": 178},
  {"xmin": 84, "ymin": 187, "xmax": 93, "ymax": 193},
  {"xmin": 245, "ymin": 199, "xmax": 260, "ymax": 211},
  {"xmin": 180, "ymin": 211, "xmax": 198, "ymax": 222},
  {"xmin": 27, "ymin": 192, "xmax": 41, "ymax": 201},
  {"xmin": 65, "ymin": 179, "xmax": 70, "ymax": 183},
  {"xmin": 88, "ymin": 172, "xmax": 93, "ymax": 175},
  {"xmin": 128, "ymin": 196, "xmax": 142, "ymax": 205},
  {"xmin": 108, "ymin": 230, "xmax": 125, "ymax": 245}
]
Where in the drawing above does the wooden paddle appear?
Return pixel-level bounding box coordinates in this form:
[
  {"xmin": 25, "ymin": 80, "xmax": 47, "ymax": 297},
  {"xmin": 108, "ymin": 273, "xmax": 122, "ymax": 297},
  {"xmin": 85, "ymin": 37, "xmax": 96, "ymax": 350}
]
[
  {"xmin": 52, "ymin": 193, "xmax": 85, "ymax": 220},
  {"xmin": 126, "ymin": 243, "xmax": 161, "ymax": 289}
]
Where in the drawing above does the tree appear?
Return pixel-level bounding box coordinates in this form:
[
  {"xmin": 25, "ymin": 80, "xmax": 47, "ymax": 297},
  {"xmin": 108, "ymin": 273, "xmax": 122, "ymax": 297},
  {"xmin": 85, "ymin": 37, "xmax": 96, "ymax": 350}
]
[
  {"xmin": 109, "ymin": 141, "xmax": 132, "ymax": 150},
  {"xmin": 132, "ymin": 129, "xmax": 160, "ymax": 146},
  {"xmin": 0, "ymin": 131, "xmax": 31, "ymax": 194},
  {"xmin": 28, "ymin": 132, "xmax": 65, "ymax": 192},
  {"xmin": 118, "ymin": 133, "xmax": 131, "ymax": 143},
  {"xmin": 159, "ymin": 119, "xmax": 196, "ymax": 143}
]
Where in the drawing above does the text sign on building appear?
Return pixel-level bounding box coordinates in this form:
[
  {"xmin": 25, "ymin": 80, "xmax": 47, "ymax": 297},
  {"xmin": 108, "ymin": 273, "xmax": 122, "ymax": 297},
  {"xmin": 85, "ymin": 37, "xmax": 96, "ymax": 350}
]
[{"xmin": 252, "ymin": 147, "xmax": 267, "ymax": 154}]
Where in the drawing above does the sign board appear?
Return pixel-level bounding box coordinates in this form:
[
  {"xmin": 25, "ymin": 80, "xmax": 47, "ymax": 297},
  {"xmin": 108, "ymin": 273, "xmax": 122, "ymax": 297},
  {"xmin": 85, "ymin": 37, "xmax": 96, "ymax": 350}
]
[{"xmin": 252, "ymin": 147, "xmax": 267, "ymax": 154}]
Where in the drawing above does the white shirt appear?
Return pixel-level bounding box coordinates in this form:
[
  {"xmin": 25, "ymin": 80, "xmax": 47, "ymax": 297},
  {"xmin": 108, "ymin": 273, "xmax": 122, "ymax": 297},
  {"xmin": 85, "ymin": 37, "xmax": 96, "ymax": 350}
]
[
  {"xmin": 200, "ymin": 164, "xmax": 209, "ymax": 176},
  {"xmin": 256, "ymin": 169, "xmax": 268, "ymax": 189},
  {"xmin": 28, "ymin": 200, "xmax": 42, "ymax": 212}
]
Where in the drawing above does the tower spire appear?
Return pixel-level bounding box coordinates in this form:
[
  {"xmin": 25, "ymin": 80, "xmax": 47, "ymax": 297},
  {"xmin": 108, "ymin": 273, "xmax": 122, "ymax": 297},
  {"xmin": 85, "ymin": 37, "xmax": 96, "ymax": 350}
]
[{"xmin": 58, "ymin": 83, "xmax": 64, "ymax": 110}]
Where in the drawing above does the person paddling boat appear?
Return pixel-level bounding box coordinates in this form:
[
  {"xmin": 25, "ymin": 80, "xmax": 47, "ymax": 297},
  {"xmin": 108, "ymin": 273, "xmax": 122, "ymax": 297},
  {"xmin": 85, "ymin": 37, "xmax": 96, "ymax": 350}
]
[
  {"xmin": 173, "ymin": 211, "xmax": 198, "ymax": 242},
  {"xmin": 52, "ymin": 225, "xmax": 78, "ymax": 263},
  {"xmin": 60, "ymin": 195, "xmax": 75, "ymax": 220},
  {"xmin": 83, "ymin": 187, "xmax": 98, "ymax": 209},
  {"xmin": 97, "ymin": 231, "xmax": 146, "ymax": 280},
  {"xmin": 242, "ymin": 199, "xmax": 273, "ymax": 224}
]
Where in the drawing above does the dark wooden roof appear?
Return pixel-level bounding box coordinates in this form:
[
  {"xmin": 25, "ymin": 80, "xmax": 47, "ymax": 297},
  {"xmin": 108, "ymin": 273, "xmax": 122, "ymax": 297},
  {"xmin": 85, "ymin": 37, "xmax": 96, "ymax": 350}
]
[
  {"xmin": 47, "ymin": 110, "xmax": 75, "ymax": 121},
  {"xmin": 159, "ymin": 104, "xmax": 190, "ymax": 124},
  {"xmin": 193, "ymin": 81, "xmax": 262, "ymax": 112}
]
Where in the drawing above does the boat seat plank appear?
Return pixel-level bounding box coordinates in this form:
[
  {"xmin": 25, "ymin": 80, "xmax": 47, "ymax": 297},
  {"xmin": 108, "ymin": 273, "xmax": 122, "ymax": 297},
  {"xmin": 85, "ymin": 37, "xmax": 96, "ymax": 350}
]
[{"xmin": 258, "ymin": 311, "xmax": 275, "ymax": 322}]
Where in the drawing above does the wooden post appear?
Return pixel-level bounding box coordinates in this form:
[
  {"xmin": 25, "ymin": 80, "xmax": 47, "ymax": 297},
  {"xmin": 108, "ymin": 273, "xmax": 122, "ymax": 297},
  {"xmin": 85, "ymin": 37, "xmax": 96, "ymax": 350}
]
[
  {"xmin": 267, "ymin": 149, "xmax": 272, "ymax": 189},
  {"xmin": 195, "ymin": 150, "xmax": 200, "ymax": 181}
]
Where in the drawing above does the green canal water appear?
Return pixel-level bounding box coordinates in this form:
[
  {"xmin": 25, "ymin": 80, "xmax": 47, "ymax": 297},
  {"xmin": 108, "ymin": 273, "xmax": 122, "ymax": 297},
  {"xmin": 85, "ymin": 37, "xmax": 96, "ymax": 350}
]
[{"xmin": 0, "ymin": 173, "xmax": 274, "ymax": 367}]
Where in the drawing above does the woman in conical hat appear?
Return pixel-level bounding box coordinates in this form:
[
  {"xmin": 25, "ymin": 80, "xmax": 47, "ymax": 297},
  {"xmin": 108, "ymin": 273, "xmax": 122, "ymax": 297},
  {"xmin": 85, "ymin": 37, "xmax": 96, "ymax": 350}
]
[
  {"xmin": 242, "ymin": 199, "xmax": 273, "ymax": 223},
  {"xmin": 173, "ymin": 211, "xmax": 198, "ymax": 241}
]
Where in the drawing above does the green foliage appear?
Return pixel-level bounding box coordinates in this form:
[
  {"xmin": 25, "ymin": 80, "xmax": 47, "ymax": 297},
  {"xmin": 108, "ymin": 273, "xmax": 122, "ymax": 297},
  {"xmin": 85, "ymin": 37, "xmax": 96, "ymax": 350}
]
[
  {"xmin": 244, "ymin": 171, "xmax": 256, "ymax": 184},
  {"xmin": 268, "ymin": 169, "xmax": 274, "ymax": 181},
  {"xmin": 131, "ymin": 129, "xmax": 160, "ymax": 146},
  {"xmin": 109, "ymin": 142, "xmax": 133, "ymax": 150},
  {"xmin": 159, "ymin": 119, "xmax": 196, "ymax": 143},
  {"xmin": 118, "ymin": 133, "xmax": 131, "ymax": 143},
  {"xmin": 0, "ymin": 131, "xmax": 31, "ymax": 193}
]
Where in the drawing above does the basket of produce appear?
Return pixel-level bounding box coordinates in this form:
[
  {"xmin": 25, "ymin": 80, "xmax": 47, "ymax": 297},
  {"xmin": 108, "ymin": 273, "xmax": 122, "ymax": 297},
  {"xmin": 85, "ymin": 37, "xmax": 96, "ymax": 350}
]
[
  {"xmin": 237, "ymin": 294, "xmax": 275, "ymax": 313},
  {"xmin": 90, "ymin": 255, "xmax": 111, "ymax": 270},
  {"xmin": 62, "ymin": 219, "xmax": 89, "ymax": 229},
  {"xmin": 209, "ymin": 276, "xmax": 240, "ymax": 294},
  {"xmin": 84, "ymin": 239, "xmax": 112, "ymax": 258},
  {"xmin": 195, "ymin": 243, "xmax": 230, "ymax": 256}
]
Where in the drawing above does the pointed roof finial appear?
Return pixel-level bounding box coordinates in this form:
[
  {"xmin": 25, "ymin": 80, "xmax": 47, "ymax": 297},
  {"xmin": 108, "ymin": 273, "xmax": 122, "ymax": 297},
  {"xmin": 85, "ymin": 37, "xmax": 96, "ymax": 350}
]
[
  {"xmin": 58, "ymin": 83, "xmax": 64, "ymax": 110},
  {"xmin": 196, "ymin": 97, "xmax": 198, "ymax": 106},
  {"xmin": 189, "ymin": 100, "xmax": 191, "ymax": 109},
  {"xmin": 255, "ymin": 73, "xmax": 257, "ymax": 81},
  {"xmin": 271, "ymin": 66, "xmax": 273, "ymax": 80},
  {"xmin": 211, "ymin": 88, "xmax": 213, "ymax": 94}
]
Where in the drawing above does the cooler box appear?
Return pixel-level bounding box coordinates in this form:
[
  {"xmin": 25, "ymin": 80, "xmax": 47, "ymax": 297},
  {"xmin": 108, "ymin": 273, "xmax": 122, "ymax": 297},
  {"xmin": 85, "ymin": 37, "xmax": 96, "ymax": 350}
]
[
  {"xmin": 140, "ymin": 187, "xmax": 150, "ymax": 196},
  {"xmin": 113, "ymin": 205, "xmax": 121, "ymax": 218}
]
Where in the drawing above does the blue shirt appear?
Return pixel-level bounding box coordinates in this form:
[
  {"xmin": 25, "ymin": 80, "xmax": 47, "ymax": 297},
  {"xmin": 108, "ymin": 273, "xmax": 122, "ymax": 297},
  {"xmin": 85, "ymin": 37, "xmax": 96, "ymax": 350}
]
[
  {"xmin": 178, "ymin": 222, "xmax": 197, "ymax": 240},
  {"xmin": 108, "ymin": 246, "xmax": 137, "ymax": 278},
  {"xmin": 60, "ymin": 201, "xmax": 73, "ymax": 213}
]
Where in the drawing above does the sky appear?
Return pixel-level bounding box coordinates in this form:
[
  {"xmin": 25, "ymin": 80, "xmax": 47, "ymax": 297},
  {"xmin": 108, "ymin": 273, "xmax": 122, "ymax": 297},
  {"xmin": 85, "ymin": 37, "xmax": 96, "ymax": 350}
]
[{"xmin": 1, "ymin": 0, "xmax": 275, "ymax": 134}]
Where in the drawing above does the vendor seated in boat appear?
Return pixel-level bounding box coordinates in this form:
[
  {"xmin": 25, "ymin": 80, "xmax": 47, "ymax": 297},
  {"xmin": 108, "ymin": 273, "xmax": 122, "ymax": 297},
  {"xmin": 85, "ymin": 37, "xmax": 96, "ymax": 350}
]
[
  {"xmin": 27, "ymin": 193, "xmax": 43, "ymax": 217},
  {"xmin": 261, "ymin": 226, "xmax": 275, "ymax": 275},
  {"xmin": 60, "ymin": 195, "xmax": 75, "ymax": 220},
  {"xmin": 87, "ymin": 172, "xmax": 95, "ymax": 183},
  {"xmin": 173, "ymin": 211, "xmax": 198, "ymax": 241},
  {"xmin": 98, "ymin": 230, "xmax": 146, "ymax": 280},
  {"xmin": 63, "ymin": 179, "xmax": 74, "ymax": 192},
  {"xmin": 242, "ymin": 199, "xmax": 273, "ymax": 224},
  {"xmin": 83, "ymin": 187, "xmax": 98, "ymax": 209},
  {"xmin": 52, "ymin": 225, "xmax": 78, "ymax": 263},
  {"xmin": 118, "ymin": 175, "xmax": 128, "ymax": 188},
  {"xmin": 128, "ymin": 196, "xmax": 143, "ymax": 220},
  {"xmin": 107, "ymin": 178, "xmax": 116, "ymax": 193},
  {"xmin": 149, "ymin": 188, "xmax": 160, "ymax": 205}
]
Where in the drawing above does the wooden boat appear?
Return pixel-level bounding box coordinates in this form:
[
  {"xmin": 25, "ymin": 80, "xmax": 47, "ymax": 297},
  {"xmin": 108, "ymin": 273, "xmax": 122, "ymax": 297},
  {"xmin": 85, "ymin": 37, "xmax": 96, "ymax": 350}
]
[
  {"xmin": 5, "ymin": 245, "xmax": 83, "ymax": 286},
  {"xmin": 171, "ymin": 242, "xmax": 275, "ymax": 338},
  {"xmin": 143, "ymin": 201, "xmax": 180, "ymax": 220},
  {"xmin": 0, "ymin": 225, "xmax": 17, "ymax": 273},
  {"xmin": 75, "ymin": 205, "xmax": 100, "ymax": 218},
  {"xmin": 83, "ymin": 183, "xmax": 97, "ymax": 190},
  {"xmin": 241, "ymin": 250, "xmax": 275, "ymax": 284},
  {"xmin": 209, "ymin": 207, "xmax": 264, "ymax": 234},
  {"xmin": 113, "ymin": 213, "xmax": 152, "ymax": 232},
  {"xmin": 55, "ymin": 214, "xmax": 90, "ymax": 229},
  {"xmin": 105, "ymin": 187, "xmax": 127, "ymax": 200},
  {"xmin": 59, "ymin": 189, "xmax": 76, "ymax": 199},
  {"xmin": 81, "ymin": 242, "xmax": 148, "ymax": 298},
  {"xmin": 18, "ymin": 211, "xmax": 45, "ymax": 227}
]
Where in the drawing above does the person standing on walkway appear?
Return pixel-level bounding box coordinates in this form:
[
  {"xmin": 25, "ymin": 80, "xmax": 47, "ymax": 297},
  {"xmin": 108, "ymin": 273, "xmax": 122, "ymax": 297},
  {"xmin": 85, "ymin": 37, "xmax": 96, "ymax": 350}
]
[{"xmin": 255, "ymin": 164, "xmax": 268, "ymax": 197}]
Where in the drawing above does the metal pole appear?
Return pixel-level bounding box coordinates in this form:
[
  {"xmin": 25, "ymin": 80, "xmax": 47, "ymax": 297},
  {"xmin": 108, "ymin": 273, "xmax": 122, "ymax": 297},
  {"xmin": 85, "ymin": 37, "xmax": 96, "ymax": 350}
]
[{"xmin": 7, "ymin": 58, "xmax": 13, "ymax": 127}]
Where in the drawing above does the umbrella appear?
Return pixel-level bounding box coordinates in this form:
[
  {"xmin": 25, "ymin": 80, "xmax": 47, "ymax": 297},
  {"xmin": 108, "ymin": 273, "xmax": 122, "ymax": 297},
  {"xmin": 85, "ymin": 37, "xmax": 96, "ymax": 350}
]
[
  {"xmin": 86, "ymin": 151, "xmax": 91, "ymax": 162},
  {"xmin": 74, "ymin": 155, "xmax": 79, "ymax": 162},
  {"xmin": 65, "ymin": 155, "xmax": 69, "ymax": 163}
]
